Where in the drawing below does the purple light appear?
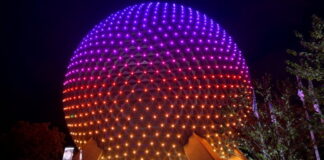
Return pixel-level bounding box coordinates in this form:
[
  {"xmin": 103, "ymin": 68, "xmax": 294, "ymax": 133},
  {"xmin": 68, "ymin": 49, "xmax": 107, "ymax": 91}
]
[{"xmin": 63, "ymin": 2, "xmax": 252, "ymax": 159}]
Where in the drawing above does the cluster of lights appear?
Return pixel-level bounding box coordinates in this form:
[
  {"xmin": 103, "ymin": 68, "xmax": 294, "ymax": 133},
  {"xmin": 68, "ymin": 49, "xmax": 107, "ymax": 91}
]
[{"xmin": 63, "ymin": 2, "xmax": 252, "ymax": 159}]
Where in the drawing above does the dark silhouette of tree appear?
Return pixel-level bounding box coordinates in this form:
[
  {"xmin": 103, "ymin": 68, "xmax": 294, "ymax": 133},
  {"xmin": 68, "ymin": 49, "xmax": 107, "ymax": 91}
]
[
  {"xmin": 0, "ymin": 121, "xmax": 65, "ymax": 160},
  {"xmin": 239, "ymin": 15, "xmax": 323, "ymax": 160},
  {"xmin": 239, "ymin": 77, "xmax": 309, "ymax": 160},
  {"xmin": 286, "ymin": 15, "xmax": 324, "ymax": 160}
]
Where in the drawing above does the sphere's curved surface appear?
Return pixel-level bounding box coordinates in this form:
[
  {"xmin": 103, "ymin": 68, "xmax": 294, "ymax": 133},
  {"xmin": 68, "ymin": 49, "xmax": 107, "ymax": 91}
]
[{"xmin": 63, "ymin": 2, "xmax": 252, "ymax": 159}]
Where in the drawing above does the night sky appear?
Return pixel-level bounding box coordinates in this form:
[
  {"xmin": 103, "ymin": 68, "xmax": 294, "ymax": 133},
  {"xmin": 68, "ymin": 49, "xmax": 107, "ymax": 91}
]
[{"xmin": 2, "ymin": 0, "xmax": 323, "ymax": 137}]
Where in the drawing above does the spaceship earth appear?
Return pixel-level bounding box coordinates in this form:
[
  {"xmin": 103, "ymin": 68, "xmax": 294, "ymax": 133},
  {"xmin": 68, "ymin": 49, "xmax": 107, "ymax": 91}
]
[{"xmin": 62, "ymin": 2, "xmax": 252, "ymax": 160}]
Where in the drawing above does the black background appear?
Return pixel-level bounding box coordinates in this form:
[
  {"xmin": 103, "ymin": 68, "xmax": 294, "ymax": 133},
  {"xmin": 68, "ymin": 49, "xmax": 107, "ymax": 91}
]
[{"xmin": 2, "ymin": 0, "xmax": 324, "ymax": 144}]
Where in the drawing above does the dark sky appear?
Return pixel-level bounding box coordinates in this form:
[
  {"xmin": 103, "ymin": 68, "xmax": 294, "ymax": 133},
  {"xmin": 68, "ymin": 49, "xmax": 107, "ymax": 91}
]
[{"xmin": 2, "ymin": 0, "xmax": 323, "ymax": 135}]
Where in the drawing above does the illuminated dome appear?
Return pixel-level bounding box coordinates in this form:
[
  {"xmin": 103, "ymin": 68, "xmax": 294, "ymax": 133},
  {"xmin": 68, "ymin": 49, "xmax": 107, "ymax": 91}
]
[{"xmin": 63, "ymin": 2, "xmax": 252, "ymax": 159}]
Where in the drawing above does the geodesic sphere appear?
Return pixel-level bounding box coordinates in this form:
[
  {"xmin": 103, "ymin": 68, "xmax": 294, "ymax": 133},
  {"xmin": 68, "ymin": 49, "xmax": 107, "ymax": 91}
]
[{"xmin": 63, "ymin": 2, "xmax": 252, "ymax": 159}]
